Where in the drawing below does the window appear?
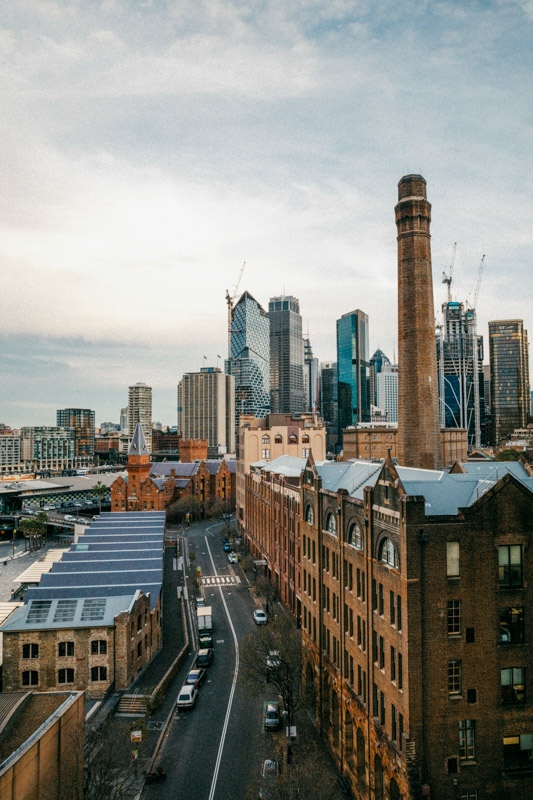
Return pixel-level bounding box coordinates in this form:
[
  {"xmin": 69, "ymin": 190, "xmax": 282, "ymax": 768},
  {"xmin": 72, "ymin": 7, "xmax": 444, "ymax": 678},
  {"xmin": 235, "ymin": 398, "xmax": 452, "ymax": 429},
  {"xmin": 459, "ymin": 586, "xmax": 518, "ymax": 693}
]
[
  {"xmin": 498, "ymin": 545, "xmax": 522, "ymax": 588},
  {"xmin": 459, "ymin": 720, "xmax": 476, "ymax": 761},
  {"xmin": 501, "ymin": 667, "xmax": 525, "ymax": 705},
  {"xmin": 397, "ymin": 595, "xmax": 402, "ymax": 631},
  {"xmin": 380, "ymin": 691, "xmax": 385, "ymax": 725},
  {"xmin": 372, "ymin": 683, "xmax": 378, "ymax": 717},
  {"xmin": 391, "ymin": 704, "xmax": 397, "ymax": 741},
  {"xmin": 460, "ymin": 792, "xmax": 478, "ymax": 800},
  {"xmin": 137, "ymin": 641, "xmax": 142, "ymax": 657},
  {"xmin": 58, "ymin": 641, "xmax": 74, "ymax": 657},
  {"xmin": 503, "ymin": 733, "xmax": 533, "ymax": 771},
  {"xmin": 302, "ymin": 448, "xmax": 310, "ymax": 457},
  {"xmin": 447, "ymin": 542, "xmax": 460, "ymax": 577},
  {"xmin": 347, "ymin": 522, "xmax": 363, "ymax": 549},
  {"xmin": 91, "ymin": 666, "xmax": 107, "ymax": 682},
  {"xmin": 305, "ymin": 505, "xmax": 314, "ymax": 525},
  {"xmin": 379, "ymin": 636, "xmax": 385, "ymax": 670},
  {"xmin": 289, "ymin": 433, "xmax": 297, "ymax": 444},
  {"xmin": 325, "ymin": 512, "xmax": 336, "ymax": 535},
  {"xmin": 500, "ymin": 607, "xmax": 524, "ymax": 644},
  {"xmin": 22, "ymin": 643, "xmax": 39, "ymax": 659},
  {"xmin": 302, "ymin": 434, "xmax": 310, "ymax": 443},
  {"xmin": 378, "ymin": 583, "xmax": 384, "ymax": 616},
  {"xmin": 372, "ymin": 631, "xmax": 378, "ymax": 664},
  {"xmin": 274, "ymin": 434, "xmax": 283, "ymax": 444},
  {"xmin": 398, "ymin": 652, "xmax": 403, "ymax": 689},
  {"xmin": 58, "ymin": 668, "xmax": 74, "ymax": 684},
  {"xmin": 262, "ymin": 435, "xmax": 270, "ymax": 444},
  {"xmin": 378, "ymin": 537, "xmax": 397, "ymax": 568},
  {"xmin": 91, "ymin": 640, "xmax": 107, "ymax": 655},
  {"xmin": 262, "ymin": 448, "xmax": 270, "ymax": 459},
  {"xmin": 372, "ymin": 579, "xmax": 377, "ymax": 611},
  {"xmin": 391, "ymin": 647, "xmax": 396, "ymax": 682},
  {"xmin": 357, "ymin": 568, "xmax": 361, "ymax": 598},
  {"xmin": 447, "ymin": 600, "xmax": 461, "ymax": 636},
  {"xmin": 22, "ymin": 670, "xmax": 38, "ymax": 686},
  {"xmin": 448, "ymin": 660, "xmax": 462, "ymax": 696},
  {"xmin": 390, "ymin": 591, "xmax": 396, "ymax": 626}
]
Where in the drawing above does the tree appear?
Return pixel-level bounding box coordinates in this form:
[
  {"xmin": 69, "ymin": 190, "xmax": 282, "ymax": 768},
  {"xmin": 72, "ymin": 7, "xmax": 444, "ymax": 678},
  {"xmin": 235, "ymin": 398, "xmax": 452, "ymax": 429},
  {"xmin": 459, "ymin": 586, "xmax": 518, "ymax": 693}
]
[
  {"xmin": 255, "ymin": 574, "xmax": 279, "ymax": 614},
  {"xmin": 247, "ymin": 737, "xmax": 340, "ymax": 800},
  {"xmin": 240, "ymin": 615, "xmax": 303, "ymax": 735},
  {"xmin": 166, "ymin": 494, "xmax": 202, "ymax": 523},
  {"xmin": 92, "ymin": 481, "xmax": 108, "ymax": 513},
  {"xmin": 19, "ymin": 512, "xmax": 47, "ymax": 546}
]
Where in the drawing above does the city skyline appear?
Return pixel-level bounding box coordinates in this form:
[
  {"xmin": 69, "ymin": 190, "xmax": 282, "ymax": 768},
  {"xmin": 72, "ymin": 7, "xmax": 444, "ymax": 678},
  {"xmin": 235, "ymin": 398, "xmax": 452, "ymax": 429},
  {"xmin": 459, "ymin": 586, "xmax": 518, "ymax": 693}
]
[{"xmin": 1, "ymin": 1, "xmax": 532, "ymax": 426}]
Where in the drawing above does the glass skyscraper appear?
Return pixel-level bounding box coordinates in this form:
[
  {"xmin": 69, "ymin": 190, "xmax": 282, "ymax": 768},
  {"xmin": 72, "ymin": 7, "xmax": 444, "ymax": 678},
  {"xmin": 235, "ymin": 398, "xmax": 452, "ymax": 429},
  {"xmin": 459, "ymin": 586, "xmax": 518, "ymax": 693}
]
[
  {"xmin": 336, "ymin": 309, "xmax": 370, "ymax": 444},
  {"xmin": 319, "ymin": 361, "xmax": 338, "ymax": 453},
  {"xmin": 489, "ymin": 319, "xmax": 530, "ymax": 443},
  {"xmin": 225, "ymin": 291, "xmax": 270, "ymax": 424},
  {"xmin": 269, "ymin": 295, "xmax": 305, "ymax": 414}
]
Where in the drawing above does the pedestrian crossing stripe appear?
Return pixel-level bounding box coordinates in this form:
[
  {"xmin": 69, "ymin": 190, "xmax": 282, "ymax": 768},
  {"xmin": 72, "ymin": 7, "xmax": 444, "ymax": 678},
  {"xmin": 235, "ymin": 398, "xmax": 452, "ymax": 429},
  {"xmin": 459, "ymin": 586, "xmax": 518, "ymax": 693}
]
[{"xmin": 201, "ymin": 575, "xmax": 240, "ymax": 586}]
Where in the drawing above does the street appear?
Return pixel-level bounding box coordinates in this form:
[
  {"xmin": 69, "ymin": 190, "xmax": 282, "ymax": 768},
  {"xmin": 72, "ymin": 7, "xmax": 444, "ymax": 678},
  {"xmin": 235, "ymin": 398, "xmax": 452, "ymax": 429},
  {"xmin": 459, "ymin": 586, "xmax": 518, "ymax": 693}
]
[{"xmin": 142, "ymin": 519, "xmax": 281, "ymax": 800}]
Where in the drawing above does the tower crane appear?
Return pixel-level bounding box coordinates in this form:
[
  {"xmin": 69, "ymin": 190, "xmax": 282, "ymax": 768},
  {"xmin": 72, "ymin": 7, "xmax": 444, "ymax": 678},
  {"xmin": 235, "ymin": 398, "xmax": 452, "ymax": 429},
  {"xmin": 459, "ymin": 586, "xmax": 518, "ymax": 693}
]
[
  {"xmin": 225, "ymin": 260, "xmax": 246, "ymax": 359},
  {"xmin": 442, "ymin": 242, "xmax": 457, "ymax": 303},
  {"xmin": 469, "ymin": 254, "xmax": 486, "ymax": 311}
]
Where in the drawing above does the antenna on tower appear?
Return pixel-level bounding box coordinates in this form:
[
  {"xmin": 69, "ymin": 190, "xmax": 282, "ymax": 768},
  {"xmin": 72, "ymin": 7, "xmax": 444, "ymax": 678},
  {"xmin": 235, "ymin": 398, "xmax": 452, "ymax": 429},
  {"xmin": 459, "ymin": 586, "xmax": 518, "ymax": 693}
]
[{"xmin": 442, "ymin": 242, "xmax": 457, "ymax": 303}]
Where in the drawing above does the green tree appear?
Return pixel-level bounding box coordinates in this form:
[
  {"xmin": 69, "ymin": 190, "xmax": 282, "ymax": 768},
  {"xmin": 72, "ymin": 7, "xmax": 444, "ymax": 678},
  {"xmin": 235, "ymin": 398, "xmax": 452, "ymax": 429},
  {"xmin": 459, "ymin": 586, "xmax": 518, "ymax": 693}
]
[
  {"xmin": 19, "ymin": 512, "xmax": 48, "ymax": 545},
  {"xmin": 92, "ymin": 481, "xmax": 108, "ymax": 513}
]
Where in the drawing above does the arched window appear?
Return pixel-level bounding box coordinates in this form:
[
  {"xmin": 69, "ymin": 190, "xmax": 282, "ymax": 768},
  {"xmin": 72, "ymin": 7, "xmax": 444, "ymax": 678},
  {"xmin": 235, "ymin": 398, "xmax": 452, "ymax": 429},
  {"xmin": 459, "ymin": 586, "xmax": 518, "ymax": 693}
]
[
  {"xmin": 274, "ymin": 434, "xmax": 283, "ymax": 444},
  {"xmin": 302, "ymin": 434, "xmax": 310, "ymax": 443},
  {"xmin": 262, "ymin": 435, "xmax": 270, "ymax": 444},
  {"xmin": 325, "ymin": 512, "xmax": 337, "ymax": 535},
  {"xmin": 305, "ymin": 505, "xmax": 314, "ymax": 525},
  {"xmin": 347, "ymin": 522, "xmax": 363, "ymax": 550},
  {"xmin": 289, "ymin": 433, "xmax": 298, "ymax": 444},
  {"xmin": 378, "ymin": 537, "xmax": 398, "ymax": 568}
]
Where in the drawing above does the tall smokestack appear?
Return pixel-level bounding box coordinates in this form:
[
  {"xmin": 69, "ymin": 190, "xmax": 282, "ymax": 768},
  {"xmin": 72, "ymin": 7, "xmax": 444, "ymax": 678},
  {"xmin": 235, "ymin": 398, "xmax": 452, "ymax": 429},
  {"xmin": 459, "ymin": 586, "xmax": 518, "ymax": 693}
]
[{"xmin": 395, "ymin": 174, "xmax": 441, "ymax": 470}]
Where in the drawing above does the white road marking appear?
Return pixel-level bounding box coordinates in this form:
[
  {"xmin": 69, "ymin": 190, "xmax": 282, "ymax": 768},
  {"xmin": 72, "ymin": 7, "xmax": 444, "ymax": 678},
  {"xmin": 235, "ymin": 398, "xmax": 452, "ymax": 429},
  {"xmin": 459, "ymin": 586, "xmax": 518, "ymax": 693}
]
[{"xmin": 205, "ymin": 534, "xmax": 240, "ymax": 800}]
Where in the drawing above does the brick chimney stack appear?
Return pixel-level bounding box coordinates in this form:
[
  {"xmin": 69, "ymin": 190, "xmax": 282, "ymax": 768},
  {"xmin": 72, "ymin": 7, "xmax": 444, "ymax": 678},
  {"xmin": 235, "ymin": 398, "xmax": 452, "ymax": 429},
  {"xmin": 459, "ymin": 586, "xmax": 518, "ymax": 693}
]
[{"xmin": 395, "ymin": 175, "xmax": 441, "ymax": 470}]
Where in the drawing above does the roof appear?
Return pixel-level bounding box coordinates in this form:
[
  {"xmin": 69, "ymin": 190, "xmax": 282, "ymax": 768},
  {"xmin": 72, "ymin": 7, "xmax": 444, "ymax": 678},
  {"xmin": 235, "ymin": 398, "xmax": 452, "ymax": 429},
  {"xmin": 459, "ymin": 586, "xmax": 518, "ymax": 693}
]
[
  {"xmin": 150, "ymin": 462, "xmax": 198, "ymax": 477},
  {"xmin": 14, "ymin": 549, "xmax": 67, "ymax": 586},
  {"xmin": 0, "ymin": 473, "xmax": 122, "ymax": 497},
  {"xmin": 458, "ymin": 461, "xmax": 531, "ymax": 480},
  {"xmin": 0, "ymin": 511, "xmax": 166, "ymax": 633},
  {"xmin": 128, "ymin": 422, "xmax": 149, "ymax": 456},
  {"xmin": 316, "ymin": 461, "xmax": 382, "ymax": 499},
  {"xmin": 251, "ymin": 455, "xmax": 312, "ymax": 479}
]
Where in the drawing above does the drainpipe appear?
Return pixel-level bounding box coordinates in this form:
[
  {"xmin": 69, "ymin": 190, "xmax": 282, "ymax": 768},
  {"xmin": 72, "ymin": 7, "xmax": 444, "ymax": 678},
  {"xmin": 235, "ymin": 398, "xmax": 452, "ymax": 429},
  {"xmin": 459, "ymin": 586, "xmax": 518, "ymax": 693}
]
[
  {"xmin": 338, "ymin": 493, "xmax": 345, "ymax": 778},
  {"xmin": 364, "ymin": 485, "xmax": 373, "ymax": 800},
  {"xmin": 418, "ymin": 528, "xmax": 428, "ymax": 788}
]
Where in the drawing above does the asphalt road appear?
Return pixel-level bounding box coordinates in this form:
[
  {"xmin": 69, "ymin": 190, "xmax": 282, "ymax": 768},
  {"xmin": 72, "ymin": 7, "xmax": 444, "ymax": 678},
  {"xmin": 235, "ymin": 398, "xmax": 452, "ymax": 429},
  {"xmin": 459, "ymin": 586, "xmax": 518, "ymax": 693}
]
[{"xmin": 142, "ymin": 520, "xmax": 280, "ymax": 800}]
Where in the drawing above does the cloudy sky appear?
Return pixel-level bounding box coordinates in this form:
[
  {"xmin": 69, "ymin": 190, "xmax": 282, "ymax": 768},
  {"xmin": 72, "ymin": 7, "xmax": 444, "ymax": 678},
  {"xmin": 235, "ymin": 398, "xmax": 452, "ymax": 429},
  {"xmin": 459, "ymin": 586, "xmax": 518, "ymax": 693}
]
[{"xmin": 1, "ymin": 0, "xmax": 531, "ymax": 427}]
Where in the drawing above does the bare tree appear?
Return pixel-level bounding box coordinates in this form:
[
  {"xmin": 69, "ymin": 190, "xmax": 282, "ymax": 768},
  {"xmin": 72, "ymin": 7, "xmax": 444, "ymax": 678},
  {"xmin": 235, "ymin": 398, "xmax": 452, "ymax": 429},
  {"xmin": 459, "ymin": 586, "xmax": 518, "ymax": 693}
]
[
  {"xmin": 240, "ymin": 615, "xmax": 302, "ymax": 734},
  {"xmin": 248, "ymin": 738, "xmax": 341, "ymax": 800}
]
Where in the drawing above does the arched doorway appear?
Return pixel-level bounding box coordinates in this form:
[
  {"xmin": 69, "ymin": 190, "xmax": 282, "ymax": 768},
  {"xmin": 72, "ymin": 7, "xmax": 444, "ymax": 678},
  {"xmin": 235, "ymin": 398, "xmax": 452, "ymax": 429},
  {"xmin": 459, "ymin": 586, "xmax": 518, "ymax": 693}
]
[
  {"xmin": 374, "ymin": 755, "xmax": 384, "ymax": 800},
  {"xmin": 356, "ymin": 728, "xmax": 365, "ymax": 779},
  {"xmin": 345, "ymin": 711, "xmax": 355, "ymax": 768},
  {"xmin": 304, "ymin": 663, "xmax": 316, "ymax": 717},
  {"xmin": 390, "ymin": 777, "xmax": 401, "ymax": 800},
  {"xmin": 331, "ymin": 691, "xmax": 339, "ymax": 747}
]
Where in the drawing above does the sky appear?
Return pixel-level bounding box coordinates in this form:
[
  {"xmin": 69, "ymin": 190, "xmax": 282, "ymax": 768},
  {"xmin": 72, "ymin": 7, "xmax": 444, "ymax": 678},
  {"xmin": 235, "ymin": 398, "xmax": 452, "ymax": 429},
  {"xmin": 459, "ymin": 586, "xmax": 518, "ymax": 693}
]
[{"xmin": 1, "ymin": 0, "xmax": 532, "ymax": 427}]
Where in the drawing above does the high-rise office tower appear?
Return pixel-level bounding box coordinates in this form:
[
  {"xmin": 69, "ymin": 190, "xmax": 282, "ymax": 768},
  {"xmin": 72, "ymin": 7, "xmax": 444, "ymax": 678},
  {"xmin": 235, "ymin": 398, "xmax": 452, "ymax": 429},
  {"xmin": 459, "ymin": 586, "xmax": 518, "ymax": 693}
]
[
  {"xmin": 395, "ymin": 174, "xmax": 441, "ymax": 469},
  {"xmin": 225, "ymin": 291, "xmax": 270, "ymax": 425},
  {"xmin": 177, "ymin": 368, "xmax": 235, "ymax": 455},
  {"xmin": 303, "ymin": 336, "xmax": 320, "ymax": 412},
  {"xmin": 56, "ymin": 408, "xmax": 95, "ymax": 458},
  {"xmin": 436, "ymin": 301, "xmax": 485, "ymax": 449},
  {"xmin": 128, "ymin": 383, "xmax": 152, "ymax": 453},
  {"xmin": 120, "ymin": 407, "xmax": 128, "ymax": 432},
  {"xmin": 336, "ymin": 309, "xmax": 370, "ymax": 444},
  {"xmin": 489, "ymin": 319, "xmax": 530, "ymax": 443},
  {"xmin": 376, "ymin": 366, "xmax": 398, "ymax": 423},
  {"xmin": 269, "ymin": 296, "xmax": 305, "ymax": 414},
  {"xmin": 369, "ymin": 348, "xmax": 391, "ymax": 405},
  {"xmin": 319, "ymin": 362, "xmax": 338, "ymax": 453}
]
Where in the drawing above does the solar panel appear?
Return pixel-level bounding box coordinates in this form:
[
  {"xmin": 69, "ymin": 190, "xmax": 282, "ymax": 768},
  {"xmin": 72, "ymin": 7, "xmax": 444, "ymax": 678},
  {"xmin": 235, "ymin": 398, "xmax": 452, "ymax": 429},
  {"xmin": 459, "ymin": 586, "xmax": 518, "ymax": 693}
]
[
  {"xmin": 27, "ymin": 600, "xmax": 52, "ymax": 623},
  {"xmin": 53, "ymin": 599, "xmax": 77, "ymax": 623},
  {"xmin": 80, "ymin": 598, "xmax": 106, "ymax": 621}
]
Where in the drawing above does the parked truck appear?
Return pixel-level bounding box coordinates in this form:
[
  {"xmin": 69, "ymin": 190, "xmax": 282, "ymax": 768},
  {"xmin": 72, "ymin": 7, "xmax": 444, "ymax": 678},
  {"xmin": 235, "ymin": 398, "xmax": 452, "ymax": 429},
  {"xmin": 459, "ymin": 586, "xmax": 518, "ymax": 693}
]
[{"xmin": 197, "ymin": 606, "xmax": 213, "ymax": 634}]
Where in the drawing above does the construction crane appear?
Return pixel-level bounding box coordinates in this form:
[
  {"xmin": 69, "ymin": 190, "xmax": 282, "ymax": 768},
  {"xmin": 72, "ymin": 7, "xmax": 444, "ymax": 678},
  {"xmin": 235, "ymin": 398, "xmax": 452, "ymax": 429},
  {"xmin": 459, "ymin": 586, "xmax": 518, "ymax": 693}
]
[
  {"xmin": 225, "ymin": 260, "xmax": 246, "ymax": 359},
  {"xmin": 442, "ymin": 242, "xmax": 457, "ymax": 303},
  {"xmin": 469, "ymin": 254, "xmax": 486, "ymax": 311}
]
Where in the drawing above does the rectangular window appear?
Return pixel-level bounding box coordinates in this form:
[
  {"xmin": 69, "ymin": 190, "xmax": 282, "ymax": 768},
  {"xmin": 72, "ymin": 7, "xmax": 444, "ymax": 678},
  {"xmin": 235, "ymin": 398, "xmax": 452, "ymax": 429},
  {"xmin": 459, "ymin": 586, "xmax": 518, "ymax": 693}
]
[
  {"xmin": 344, "ymin": 603, "xmax": 348, "ymax": 632},
  {"xmin": 58, "ymin": 641, "xmax": 74, "ymax": 657},
  {"xmin": 447, "ymin": 541, "xmax": 460, "ymax": 577},
  {"xmin": 372, "ymin": 579, "xmax": 378, "ymax": 611},
  {"xmin": 379, "ymin": 636, "xmax": 385, "ymax": 670},
  {"xmin": 390, "ymin": 591, "xmax": 396, "ymax": 626},
  {"xmin": 326, "ymin": 548, "xmax": 330, "ymax": 572},
  {"xmin": 372, "ymin": 630, "xmax": 378, "ymax": 664},
  {"xmin": 349, "ymin": 608, "xmax": 354, "ymax": 637},
  {"xmin": 91, "ymin": 640, "xmax": 107, "ymax": 655},
  {"xmin": 357, "ymin": 615, "xmax": 361, "ymax": 646},
  {"xmin": 22, "ymin": 670, "xmax": 38, "ymax": 686},
  {"xmin": 350, "ymin": 655, "xmax": 354, "ymax": 685},
  {"xmin": 448, "ymin": 600, "xmax": 461, "ymax": 636},
  {"xmin": 501, "ymin": 667, "xmax": 526, "ymax": 705},
  {"xmin": 380, "ymin": 691, "xmax": 385, "ymax": 725},
  {"xmin": 498, "ymin": 545, "xmax": 523, "ymax": 588},
  {"xmin": 58, "ymin": 668, "xmax": 74, "ymax": 684},
  {"xmin": 500, "ymin": 606, "xmax": 525, "ymax": 644},
  {"xmin": 349, "ymin": 563, "xmax": 353, "ymax": 592},
  {"xmin": 378, "ymin": 583, "xmax": 384, "ymax": 616},
  {"xmin": 344, "ymin": 558, "xmax": 348, "ymax": 588},
  {"xmin": 313, "ymin": 577, "xmax": 316, "ymax": 602},
  {"xmin": 313, "ymin": 616, "xmax": 316, "ymax": 642},
  {"xmin": 391, "ymin": 646, "xmax": 396, "ymax": 682},
  {"xmin": 392, "ymin": 703, "xmax": 397, "ymax": 741},
  {"xmin": 398, "ymin": 652, "xmax": 403, "ymax": 689},
  {"xmin": 312, "ymin": 540, "xmax": 316, "ymax": 564},
  {"xmin": 357, "ymin": 665, "xmax": 362, "ymax": 695},
  {"xmin": 362, "ymin": 573, "xmax": 365, "ymax": 603},
  {"xmin": 372, "ymin": 683, "xmax": 378, "ymax": 717},
  {"xmin": 448, "ymin": 660, "xmax": 462, "ymax": 696},
  {"xmin": 460, "ymin": 792, "xmax": 477, "ymax": 800},
  {"xmin": 356, "ymin": 568, "xmax": 361, "ymax": 598},
  {"xmin": 503, "ymin": 734, "xmax": 533, "ymax": 771},
  {"xmin": 459, "ymin": 720, "xmax": 476, "ymax": 761},
  {"xmin": 90, "ymin": 666, "xmax": 107, "ymax": 682},
  {"xmin": 399, "ymin": 713, "xmax": 404, "ymax": 750},
  {"xmin": 363, "ymin": 670, "xmax": 367, "ymax": 704},
  {"xmin": 22, "ymin": 643, "xmax": 39, "ymax": 659},
  {"xmin": 397, "ymin": 595, "xmax": 402, "ymax": 630}
]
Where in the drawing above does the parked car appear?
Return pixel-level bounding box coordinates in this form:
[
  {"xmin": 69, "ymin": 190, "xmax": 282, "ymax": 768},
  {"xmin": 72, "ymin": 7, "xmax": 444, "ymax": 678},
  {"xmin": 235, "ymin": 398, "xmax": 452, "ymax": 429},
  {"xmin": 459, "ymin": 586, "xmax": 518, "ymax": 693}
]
[
  {"xmin": 266, "ymin": 651, "xmax": 280, "ymax": 680},
  {"xmin": 196, "ymin": 648, "xmax": 213, "ymax": 667},
  {"xmin": 228, "ymin": 552, "xmax": 238, "ymax": 564},
  {"xmin": 176, "ymin": 684, "xmax": 198, "ymax": 709},
  {"xmin": 253, "ymin": 609, "xmax": 268, "ymax": 625},
  {"xmin": 223, "ymin": 542, "xmax": 232, "ymax": 552},
  {"xmin": 263, "ymin": 701, "xmax": 281, "ymax": 731},
  {"xmin": 185, "ymin": 668, "xmax": 206, "ymax": 687}
]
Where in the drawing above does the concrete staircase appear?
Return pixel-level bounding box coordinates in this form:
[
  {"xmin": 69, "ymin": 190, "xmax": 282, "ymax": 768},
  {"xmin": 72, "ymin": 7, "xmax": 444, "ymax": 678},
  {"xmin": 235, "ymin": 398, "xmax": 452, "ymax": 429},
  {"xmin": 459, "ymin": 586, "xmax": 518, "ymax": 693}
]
[{"xmin": 115, "ymin": 692, "xmax": 149, "ymax": 717}]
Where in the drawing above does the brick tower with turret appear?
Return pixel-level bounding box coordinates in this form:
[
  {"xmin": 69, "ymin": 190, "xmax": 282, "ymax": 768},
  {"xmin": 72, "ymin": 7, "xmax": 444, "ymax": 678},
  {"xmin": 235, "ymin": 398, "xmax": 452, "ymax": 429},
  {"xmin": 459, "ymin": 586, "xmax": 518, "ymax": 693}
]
[{"xmin": 395, "ymin": 174, "xmax": 441, "ymax": 470}]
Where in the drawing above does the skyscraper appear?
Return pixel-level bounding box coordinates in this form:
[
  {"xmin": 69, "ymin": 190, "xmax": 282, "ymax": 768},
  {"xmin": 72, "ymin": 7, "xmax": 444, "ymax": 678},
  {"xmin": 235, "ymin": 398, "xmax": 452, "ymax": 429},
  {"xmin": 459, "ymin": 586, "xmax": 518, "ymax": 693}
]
[
  {"xmin": 489, "ymin": 319, "xmax": 530, "ymax": 443},
  {"xmin": 436, "ymin": 301, "xmax": 485, "ymax": 449},
  {"xmin": 319, "ymin": 361, "xmax": 338, "ymax": 453},
  {"xmin": 225, "ymin": 291, "xmax": 270, "ymax": 425},
  {"xmin": 303, "ymin": 335, "xmax": 320, "ymax": 412},
  {"xmin": 395, "ymin": 174, "xmax": 441, "ymax": 469},
  {"xmin": 369, "ymin": 348, "xmax": 391, "ymax": 406},
  {"xmin": 376, "ymin": 366, "xmax": 398, "ymax": 423},
  {"xmin": 177, "ymin": 368, "xmax": 235, "ymax": 455},
  {"xmin": 128, "ymin": 383, "xmax": 152, "ymax": 453},
  {"xmin": 336, "ymin": 309, "xmax": 370, "ymax": 445},
  {"xmin": 269, "ymin": 295, "xmax": 305, "ymax": 414},
  {"xmin": 56, "ymin": 408, "xmax": 95, "ymax": 458}
]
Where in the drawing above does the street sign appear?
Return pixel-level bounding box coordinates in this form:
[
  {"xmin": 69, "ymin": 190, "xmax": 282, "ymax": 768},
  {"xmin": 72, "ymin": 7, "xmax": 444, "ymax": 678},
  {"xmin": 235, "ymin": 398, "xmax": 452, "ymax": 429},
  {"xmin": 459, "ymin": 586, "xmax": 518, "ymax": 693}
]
[{"xmin": 131, "ymin": 730, "xmax": 142, "ymax": 743}]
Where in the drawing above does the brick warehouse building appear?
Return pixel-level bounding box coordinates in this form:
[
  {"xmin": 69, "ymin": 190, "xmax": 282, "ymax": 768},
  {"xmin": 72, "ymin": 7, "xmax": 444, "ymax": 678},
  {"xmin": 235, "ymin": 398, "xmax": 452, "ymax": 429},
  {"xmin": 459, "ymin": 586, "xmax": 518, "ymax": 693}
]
[{"xmin": 244, "ymin": 453, "xmax": 533, "ymax": 799}]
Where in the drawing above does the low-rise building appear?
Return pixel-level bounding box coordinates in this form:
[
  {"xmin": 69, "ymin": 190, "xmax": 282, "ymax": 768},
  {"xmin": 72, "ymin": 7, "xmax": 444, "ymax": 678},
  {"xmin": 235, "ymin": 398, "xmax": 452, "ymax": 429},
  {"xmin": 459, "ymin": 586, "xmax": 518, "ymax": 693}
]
[{"xmin": 341, "ymin": 425, "xmax": 468, "ymax": 466}]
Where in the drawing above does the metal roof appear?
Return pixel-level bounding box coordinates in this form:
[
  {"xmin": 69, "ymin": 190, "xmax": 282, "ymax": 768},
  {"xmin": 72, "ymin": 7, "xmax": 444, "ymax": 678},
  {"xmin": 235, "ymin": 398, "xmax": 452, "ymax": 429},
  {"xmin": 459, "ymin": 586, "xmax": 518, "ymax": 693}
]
[
  {"xmin": 150, "ymin": 462, "xmax": 198, "ymax": 477},
  {"xmin": 128, "ymin": 422, "xmax": 149, "ymax": 456},
  {"xmin": 0, "ymin": 593, "xmax": 139, "ymax": 632}
]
